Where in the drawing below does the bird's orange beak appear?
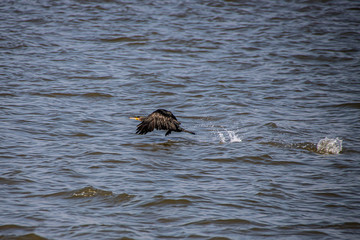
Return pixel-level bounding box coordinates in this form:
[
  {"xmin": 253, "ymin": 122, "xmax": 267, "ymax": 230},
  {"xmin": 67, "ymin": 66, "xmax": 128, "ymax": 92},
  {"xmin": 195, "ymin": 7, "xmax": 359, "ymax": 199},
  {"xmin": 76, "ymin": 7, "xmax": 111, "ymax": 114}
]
[{"xmin": 129, "ymin": 117, "xmax": 141, "ymax": 121}]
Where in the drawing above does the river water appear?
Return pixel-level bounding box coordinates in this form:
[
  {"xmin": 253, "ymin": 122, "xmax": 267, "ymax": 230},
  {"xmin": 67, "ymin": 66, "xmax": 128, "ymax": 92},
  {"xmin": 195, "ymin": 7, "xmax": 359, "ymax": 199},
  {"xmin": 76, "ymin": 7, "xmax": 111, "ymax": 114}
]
[{"xmin": 1, "ymin": 0, "xmax": 360, "ymax": 239}]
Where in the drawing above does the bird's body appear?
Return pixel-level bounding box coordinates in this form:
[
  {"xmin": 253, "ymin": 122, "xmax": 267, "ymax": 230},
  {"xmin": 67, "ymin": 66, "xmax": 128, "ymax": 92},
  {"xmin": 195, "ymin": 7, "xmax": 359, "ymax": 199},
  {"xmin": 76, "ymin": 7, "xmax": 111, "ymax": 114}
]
[{"xmin": 130, "ymin": 109, "xmax": 195, "ymax": 136}]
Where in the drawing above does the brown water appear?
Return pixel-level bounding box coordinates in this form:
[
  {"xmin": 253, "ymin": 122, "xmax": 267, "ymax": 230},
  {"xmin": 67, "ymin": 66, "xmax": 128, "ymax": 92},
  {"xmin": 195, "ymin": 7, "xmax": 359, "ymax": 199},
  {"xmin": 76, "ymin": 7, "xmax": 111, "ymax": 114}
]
[{"xmin": 1, "ymin": 0, "xmax": 360, "ymax": 239}]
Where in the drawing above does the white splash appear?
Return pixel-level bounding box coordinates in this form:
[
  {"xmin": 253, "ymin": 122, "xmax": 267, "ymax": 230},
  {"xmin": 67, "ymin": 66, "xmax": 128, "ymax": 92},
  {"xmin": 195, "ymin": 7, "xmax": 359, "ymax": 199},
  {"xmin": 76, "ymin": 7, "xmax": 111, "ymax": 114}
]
[
  {"xmin": 217, "ymin": 130, "xmax": 242, "ymax": 143},
  {"xmin": 228, "ymin": 131, "xmax": 242, "ymax": 143},
  {"xmin": 218, "ymin": 131, "xmax": 226, "ymax": 143},
  {"xmin": 316, "ymin": 137, "xmax": 343, "ymax": 154}
]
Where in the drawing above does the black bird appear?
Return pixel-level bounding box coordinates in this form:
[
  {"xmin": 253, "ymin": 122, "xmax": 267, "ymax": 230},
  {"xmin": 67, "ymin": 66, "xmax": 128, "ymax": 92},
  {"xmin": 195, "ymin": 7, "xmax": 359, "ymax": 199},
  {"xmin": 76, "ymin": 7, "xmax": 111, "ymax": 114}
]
[{"xmin": 130, "ymin": 109, "xmax": 195, "ymax": 136}]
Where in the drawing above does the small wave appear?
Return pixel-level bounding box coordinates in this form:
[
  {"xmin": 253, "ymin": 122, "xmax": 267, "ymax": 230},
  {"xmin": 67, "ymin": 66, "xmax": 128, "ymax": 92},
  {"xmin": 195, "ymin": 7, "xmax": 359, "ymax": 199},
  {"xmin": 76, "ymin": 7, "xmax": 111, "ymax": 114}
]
[
  {"xmin": 30, "ymin": 92, "xmax": 113, "ymax": 98},
  {"xmin": 324, "ymin": 102, "xmax": 360, "ymax": 109},
  {"xmin": 69, "ymin": 132, "xmax": 93, "ymax": 138},
  {"xmin": 82, "ymin": 92, "xmax": 113, "ymax": 98},
  {"xmin": 1, "ymin": 233, "xmax": 48, "ymax": 240},
  {"xmin": 141, "ymin": 198, "xmax": 192, "ymax": 207},
  {"xmin": 100, "ymin": 36, "xmax": 148, "ymax": 43},
  {"xmin": 0, "ymin": 224, "xmax": 34, "ymax": 231},
  {"xmin": 316, "ymin": 137, "xmax": 343, "ymax": 154},
  {"xmin": 0, "ymin": 225, "xmax": 48, "ymax": 240},
  {"xmin": 184, "ymin": 218, "xmax": 264, "ymax": 227}
]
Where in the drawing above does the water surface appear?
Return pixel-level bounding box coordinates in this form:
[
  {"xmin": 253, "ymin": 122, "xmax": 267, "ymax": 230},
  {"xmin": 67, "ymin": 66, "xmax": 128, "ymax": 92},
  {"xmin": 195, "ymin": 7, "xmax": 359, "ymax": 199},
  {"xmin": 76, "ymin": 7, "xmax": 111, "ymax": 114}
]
[{"xmin": 1, "ymin": 0, "xmax": 360, "ymax": 239}]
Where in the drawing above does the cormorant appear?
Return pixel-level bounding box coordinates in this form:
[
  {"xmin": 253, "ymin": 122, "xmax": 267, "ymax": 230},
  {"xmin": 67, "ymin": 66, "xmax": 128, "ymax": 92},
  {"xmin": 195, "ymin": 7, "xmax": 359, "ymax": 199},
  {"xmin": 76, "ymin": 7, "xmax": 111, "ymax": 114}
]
[{"xmin": 130, "ymin": 109, "xmax": 195, "ymax": 136}]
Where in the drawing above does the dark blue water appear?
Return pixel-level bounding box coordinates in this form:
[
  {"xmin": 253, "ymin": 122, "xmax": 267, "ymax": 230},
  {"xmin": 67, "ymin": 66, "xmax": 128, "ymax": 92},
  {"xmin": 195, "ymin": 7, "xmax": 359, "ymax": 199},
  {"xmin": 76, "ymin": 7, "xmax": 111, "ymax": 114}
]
[{"xmin": 1, "ymin": 0, "xmax": 360, "ymax": 239}]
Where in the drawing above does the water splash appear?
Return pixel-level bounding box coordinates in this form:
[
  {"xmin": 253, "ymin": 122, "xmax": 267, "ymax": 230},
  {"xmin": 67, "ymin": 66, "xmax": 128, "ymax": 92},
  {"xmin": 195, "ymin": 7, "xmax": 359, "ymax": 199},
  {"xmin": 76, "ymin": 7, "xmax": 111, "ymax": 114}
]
[
  {"xmin": 228, "ymin": 131, "xmax": 242, "ymax": 143},
  {"xmin": 316, "ymin": 137, "xmax": 343, "ymax": 154},
  {"xmin": 217, "ymin": 130, "xmax": 242, "ymax": 143},
  {"xmin": 71, "ymin": 186, "xmax": 113, "ymax": 198},
  {"xmin": 218, "ymin": 131, "xmax": 226, "ymax": 143}
]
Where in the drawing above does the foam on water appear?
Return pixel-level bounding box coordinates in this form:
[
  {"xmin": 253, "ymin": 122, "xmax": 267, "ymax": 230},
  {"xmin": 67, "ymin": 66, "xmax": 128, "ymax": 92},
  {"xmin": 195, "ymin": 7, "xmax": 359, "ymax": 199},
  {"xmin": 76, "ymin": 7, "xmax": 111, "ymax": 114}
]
[{"xmin": 316, "ymin": 137, "xmax": 343, "ymax": 154}]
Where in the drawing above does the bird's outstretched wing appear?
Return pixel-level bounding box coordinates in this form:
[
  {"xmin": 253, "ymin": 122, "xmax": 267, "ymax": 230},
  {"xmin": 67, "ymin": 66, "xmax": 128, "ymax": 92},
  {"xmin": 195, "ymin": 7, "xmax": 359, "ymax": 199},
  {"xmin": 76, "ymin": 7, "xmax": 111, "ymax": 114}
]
[{"xmin": 136, "ymin": 110, "xmax": 180, "ymax": 135}]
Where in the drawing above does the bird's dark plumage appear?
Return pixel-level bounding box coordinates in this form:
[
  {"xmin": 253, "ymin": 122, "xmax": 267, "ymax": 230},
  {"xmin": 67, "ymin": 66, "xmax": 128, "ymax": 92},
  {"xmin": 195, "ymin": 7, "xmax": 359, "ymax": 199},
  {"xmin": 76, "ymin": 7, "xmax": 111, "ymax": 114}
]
[{"xmin": 131, "ymin": 109, "xmax": 195, "ymax": 136}]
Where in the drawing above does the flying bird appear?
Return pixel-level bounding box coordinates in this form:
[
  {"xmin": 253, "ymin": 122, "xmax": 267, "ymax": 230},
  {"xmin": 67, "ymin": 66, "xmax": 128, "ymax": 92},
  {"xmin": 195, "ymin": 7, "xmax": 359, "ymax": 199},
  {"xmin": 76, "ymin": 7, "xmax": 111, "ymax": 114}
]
[{"xmin": 130, "ymin": 109, "xmax": 195, "ymax": 136}]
